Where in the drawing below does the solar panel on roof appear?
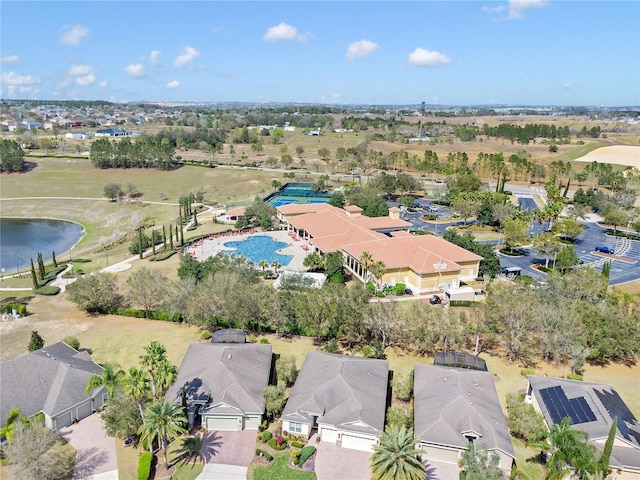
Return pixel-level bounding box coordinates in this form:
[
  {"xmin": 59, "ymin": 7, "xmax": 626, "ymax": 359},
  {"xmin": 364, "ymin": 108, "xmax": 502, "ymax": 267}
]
[
  {"xmin": 594, "ymin": 388, "xmax": 640, "ymax": 447},
  {"xmin": 538, "ymin": 386, "xmax": 597, "ymax": 426}
]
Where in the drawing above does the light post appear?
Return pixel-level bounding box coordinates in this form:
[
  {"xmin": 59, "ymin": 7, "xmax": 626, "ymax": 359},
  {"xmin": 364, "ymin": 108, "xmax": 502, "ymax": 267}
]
[{"xmin": 105, "ymin": 252, "xmax": 109, "ymax": 266}]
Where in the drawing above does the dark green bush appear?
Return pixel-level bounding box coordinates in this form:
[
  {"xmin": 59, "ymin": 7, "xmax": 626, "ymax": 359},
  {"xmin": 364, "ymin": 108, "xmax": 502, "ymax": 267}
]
[
  {"xmin": 137, "ymin": 451, "xmax": 153, "ymax": 480},
  {"xmin": 260, "ymin": 338, "xmax": 270, "ymax": 344},
  {"xmin": 153, "ymin": 250, "xmax": 176, "ymax": 261},
  {"xmin": 567, "ymin": 374, "xmax": 583, "ymax": 381},
  {"xmin": 108, "ymin": 307, "xmax": 181, "ymax": 322},
  {"xmin": 291, "ymin": 440, "xmax": 305, "ymax": 449},
  {"xmin": 261, "ymin": 430, "xmax": 272, "ymax": 443},
  {"xmin": 267, "ymin": 437, "xmax": 288, "ymax": 450},
  {"xmin": 258, "ymin": 420, "xmax": 268, "ymax": 432},
  {"xmin": 394, "ymin": 283, "xmax": 406, "ymax": 296},
  {"xmin": 255, "ymin": 448, "xmax": 273, "ymax": 461},
  {"xmin": 325, "ymin": 338, "xmax": 339, "ymax": 354},
  {"xmin": 423, "ymin": 214, "xmax": 437, "ymax": 220},
  {"xmin": 606, "ymin": 230, "xmax": 640, "ymax": 240},
  {"xmin": 71, "ymin": 258, "xmax": 92, "ymax": 263},
  {"xmin": 34, "ymin": 286, "xmax": 60, "ymax": 295},
  {"xmin": 520, "ymin": 368, "xmax": 535, "ymax": 376},
  {"xmin": 366, "ymin": 282, "xmax": 376, "ymax": 295},
  {"xmin": 296, "ymin": 446, "xmax": 316, "ymax": 467}
]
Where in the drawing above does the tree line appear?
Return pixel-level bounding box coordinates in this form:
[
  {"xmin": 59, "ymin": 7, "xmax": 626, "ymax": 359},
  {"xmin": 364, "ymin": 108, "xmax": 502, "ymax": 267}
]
[{"xmin": 90, "ymin": 136, "xmax": 178, "ymax": 170}]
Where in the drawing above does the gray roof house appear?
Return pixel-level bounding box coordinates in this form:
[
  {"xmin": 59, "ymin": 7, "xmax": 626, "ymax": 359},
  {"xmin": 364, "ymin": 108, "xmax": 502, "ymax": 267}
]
[
  {"xmin": 281, "ymin": 351, "xmax": 389, "ymax": 452},
  {"xmin": 165, "ymin": 342, "xmax": 272, "ymax": 431},
  {"xmin": 528, "ymin": 375, "xmax": 640, "ymax": 477},
  {"xmin": 0, "ymin": 342, "xmax": 106, "ymax": 431},
  {"xmin": 414, "ymin": 364, "xmax": 515, "ymax": 470}
]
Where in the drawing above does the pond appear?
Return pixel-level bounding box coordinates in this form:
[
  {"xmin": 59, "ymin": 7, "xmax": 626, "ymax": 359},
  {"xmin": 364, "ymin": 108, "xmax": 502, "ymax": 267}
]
[{"xmin": 0, "ymin": 218, "xmax": 85, "ymax": 273}]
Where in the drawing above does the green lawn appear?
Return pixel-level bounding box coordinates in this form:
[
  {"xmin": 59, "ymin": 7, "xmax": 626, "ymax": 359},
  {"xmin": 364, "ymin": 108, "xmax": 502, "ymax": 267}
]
[
  {"xmin": 252, "ymin": 453, "xmax": 316, "ymax": 480},
  {"xmin": 512, "ymin": 438, "xmax": 545, "ymax": 480}
]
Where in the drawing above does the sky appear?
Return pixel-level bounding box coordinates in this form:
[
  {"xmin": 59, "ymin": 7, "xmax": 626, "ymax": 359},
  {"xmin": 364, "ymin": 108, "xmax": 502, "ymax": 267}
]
[{"xmin": 1, "ymin": 1, "xmax": 639, "ymax": 106}]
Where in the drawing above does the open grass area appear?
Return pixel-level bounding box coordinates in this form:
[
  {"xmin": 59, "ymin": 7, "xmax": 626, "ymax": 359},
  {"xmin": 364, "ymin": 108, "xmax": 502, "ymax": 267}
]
[
  {"xmin": 115, "ymin": 440, "xmax": 204, "ymax": 480},
  {"xmin": 512, "ymin": 438, "xmax": 545, "ymax": 480},
  {"xmin": 251, "ymin": 453, "xmax": 317, "ymax": 480}
]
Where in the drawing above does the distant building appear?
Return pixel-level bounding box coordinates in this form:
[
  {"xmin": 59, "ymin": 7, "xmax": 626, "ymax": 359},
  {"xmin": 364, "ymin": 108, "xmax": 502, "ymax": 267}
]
[
  {"xmin": 65, "ymin": 132, "xmax": 88, "ymax": 140},
  {"xmin": 94, "ymin": 128, "xmax": 132, "ymax": 137}
]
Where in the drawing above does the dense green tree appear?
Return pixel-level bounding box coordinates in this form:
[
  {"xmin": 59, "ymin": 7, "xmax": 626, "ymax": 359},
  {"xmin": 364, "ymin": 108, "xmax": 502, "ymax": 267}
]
[
  {"xmin": 385, "ymin": 405, "xmax": 408, "ymax": 429},
  {"xmin": 445, "ymin": 172, "xmax": 482, "ymax": 197},
  {"xmin": 459, "ymin": 442, "xmax": 502, "ymax": 480},
  {"xmin": 532, "ymin": 232, "xmax": 562, "ymax": 268},
  {"xmin": 28, "ymin": 331, "xmax": 44, "ymax": 352},
  {"xmin": 392, "ymin": 370, "xmax": 414, "ymax": 402},
  {"xmin": 328, "ymin": 191, "xmax": 346, "ymax": 208},
  {"xmin": 126, "ymin": 267, "xmax": 169, "ymax": 315},
  {"xmin": 67, "ymin": 272, "xmax": 125, "ymax": 313},
  {"xmin": 502, "ymin": 217, "xmax": 530, "ymax": 252},
  {"xmin": 302, "ymin": 252, "xmax": 324, "ymax": 271},
  {"xmin": 103, "ymin": 183, "xmax": 123, "ymax": 202},
  {"xmin": 138, "ymin": 400, "xmax": 187, "ymax": 467},
  {"xmin": 603, "ymin": 208, "xmax": 629, "ymax": 233},
  {"xmin": 345, "ymin": 186, "xmax": 389, "ymax": 217},
  {"xmin": 235, "ymin": 196, "xmax": 276, "ymax": 229},
  {"xmin": 262, "ymin": 385, "xmax": 287, "ymax": 419},
  {"xmin": 555, "ymin": 245, "xmax": 579, "ymax": 272},
  {"xmin": 371, "ymin": 425, "xmax": 425, "ymax": 480},
  {"xmin": 506, "ymin": 393, "xmax": 549, "ymax": 444},
  {"xmin": 101, "ymin": 390, "xmax": 143, "ymax": 439},
  {"xmin": 0, "ymin": 139, "xmax": 25, "ymax": 172},
  {"xmin": 276, "ymin": 355, "xmax": 299, "ymax": 387}
]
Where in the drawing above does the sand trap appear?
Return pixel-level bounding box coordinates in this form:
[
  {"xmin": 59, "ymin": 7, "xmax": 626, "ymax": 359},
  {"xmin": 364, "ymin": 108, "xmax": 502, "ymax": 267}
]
[{"xmin": 574, "ymin": 145, "xmax": 640, "ymax": 168}]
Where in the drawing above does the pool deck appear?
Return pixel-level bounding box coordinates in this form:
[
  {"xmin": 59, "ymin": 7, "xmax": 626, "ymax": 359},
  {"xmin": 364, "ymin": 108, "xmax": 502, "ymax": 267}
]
[{"xmin": 187, "ymin": 229, "xmax": 309, "ymax": 271}]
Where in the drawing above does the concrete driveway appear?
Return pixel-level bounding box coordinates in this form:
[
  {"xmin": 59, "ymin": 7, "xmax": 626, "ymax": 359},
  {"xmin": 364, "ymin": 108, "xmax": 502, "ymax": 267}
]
[
  {"xmin": 314, "ymin": 436, "xmax": 372, "ymax": 480},
  {"xmin": 424, "ymin": 459, "xmax": 461, "ymax": 480},
  {"xmin": 195, "ymin": 430, "xmax": 257, "ymax": 480},
  {"xmin": 59, "ymin": 413, "xmax": 118, "ymax": 480}
]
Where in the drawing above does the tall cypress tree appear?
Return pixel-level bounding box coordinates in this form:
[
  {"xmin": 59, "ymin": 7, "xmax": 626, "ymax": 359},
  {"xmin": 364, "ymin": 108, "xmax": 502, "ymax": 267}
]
[
  {"xmin": 179, "ymin": 224, "xmax": 184, "ymax": 246},
  {"xmin": 138, "ymin": 228, "xmax": 144, "ymax": 259},
  {"xmin": 37, "ymin": 252, "xmax": 45, "ymax": 280},
  {"xmin": 598, "ymin": 416, "xmax": 617, "ymax": 475},
  {"xmin": 169, "ymin": 224, "xmax": 174, "ymax": 249},
  {"xmin": 52, "ymin": 250, "xmax": 58, "ymax": 268},
  {"xmin": 152, "ymin": 230, "xmax": 157, "ymax": 255},
  {"xmin": 162, "ymin": 225, "xmax": 167, "ymax": 248},
  {"xmin": 30, "ymin": 259, "xmax": 38, "ymax": 290},
  {"xmin": 194, "ymin": 212, "xmax": 198, "ymax": 227}
]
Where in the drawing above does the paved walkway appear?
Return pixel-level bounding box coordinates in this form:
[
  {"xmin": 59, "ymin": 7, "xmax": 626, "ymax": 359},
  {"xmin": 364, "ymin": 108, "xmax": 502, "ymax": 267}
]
[
  {"xmin": 60, "ymin": 414, "xmax": 118, "ymax": 480},
  {"xmin": 196, "ymin": 464, "xmax": 247, "ymax": 480}
]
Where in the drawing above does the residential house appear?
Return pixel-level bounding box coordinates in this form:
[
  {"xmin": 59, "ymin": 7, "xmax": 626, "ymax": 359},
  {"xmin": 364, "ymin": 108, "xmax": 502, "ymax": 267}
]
[
  {"xmin": 65, "ymin": 132, "xmax": 88, "ymax": 140},
  {"xmin": 281, "ymin": 351, "xmax": 389, "ymax": 452},
  {"xmin": 165, "ymin": 343, "xmax": 272, "ymax": 431},
  {"xmin": 0, "ymin": 342, "xmax": 106, "ymax": 431},
  {"xmin": 277, "ymin": 203, "xmax": 482, "ymax": 294},
  {"xmin": 94, "ymin": 128, "xmax": 132, "ymax": 137},
  {"xmin": 414, "ymin": 364, "xmax": 515, "ymax": 471},
  {"xmin": 528, "ymin": 376, "xmax": 640, "ymax": 479}
]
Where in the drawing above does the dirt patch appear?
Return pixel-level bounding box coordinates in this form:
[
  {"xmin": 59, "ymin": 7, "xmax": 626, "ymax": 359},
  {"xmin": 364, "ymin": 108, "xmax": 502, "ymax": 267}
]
[{"xmin": 573, "ymin": 145, "xmax": 640, "ymax": 167}]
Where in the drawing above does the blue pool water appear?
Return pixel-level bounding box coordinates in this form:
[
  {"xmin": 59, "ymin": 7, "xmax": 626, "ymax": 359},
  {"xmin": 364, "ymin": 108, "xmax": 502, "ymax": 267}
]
[{"xmin": 223, "ymin": 235, "xmax": 293, "ymax": 266}]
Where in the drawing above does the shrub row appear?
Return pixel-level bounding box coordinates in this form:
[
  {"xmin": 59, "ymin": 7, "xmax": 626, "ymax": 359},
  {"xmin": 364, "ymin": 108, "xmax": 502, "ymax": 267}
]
[
  {"xmin": 520, "ymin": 368, "xmax": 535, "ymax": 376},
  {"xmin": 291, "ymin": 440, "xmax": 305, "ymax": 449},
  {"xmin": 566, "ymin": 374, "xmax": 583, "ymax": 381},
  {"xmin": 255, "ymin": 448, "xmax": 273, "ymax": 461},
  {"xmin": 108, "ymin": 307, "xmax": 181, "ymax": 322},
  {"xmin": 449, "ymin": 300, "xmax": 476, "ymax": 307},
  {"xmin": 267, "ymin": 437, "xmax": 288, "ymax": 450},
  {"xmin": 606, "ymin": 231, "xmax": 640, "ymax": 240},
  {"xmin": 42, "ymin": 265, "xmax": 67, "ymax": 283},
  {"xmin": 34, "ymin": 286, "xmax": 60, "ymax": 295},
  {"xmin": 137, "ymin": 451, "xmax": 153, "ymax": 480},
  {"xmin": 71, "ymin": 258, "xmax": 92, "ymax": 263},
  {"xmin": 3, "ymin": 303, "xmax": 27, "ymax": 316},
  {"xmin": 296, "ymin": 446, "xmax": 316, "ymax": 467},
  {"xmin": 149, "ymin": 250, "xmax": 177, "ymax": 262}
]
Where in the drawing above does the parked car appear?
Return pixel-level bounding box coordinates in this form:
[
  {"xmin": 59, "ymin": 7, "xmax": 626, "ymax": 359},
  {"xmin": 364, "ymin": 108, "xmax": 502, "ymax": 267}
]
[
  {"xmin": 404, "ymin": 288, "xmax": 413, "ymax": 296},
  {"xmin": 595, "ymin": 245, "xmax": 614, "ymax": 255},
  {"xmin": 429, "ymin": 295, "xmax": 441, "ymax": 305}
]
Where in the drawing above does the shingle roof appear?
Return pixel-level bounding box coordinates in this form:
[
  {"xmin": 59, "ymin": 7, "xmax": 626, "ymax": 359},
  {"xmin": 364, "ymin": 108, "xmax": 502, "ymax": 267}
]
[
  {"xmin": 0, "ymin": 342, "xmax": 104, "ymax": 422},
  {"xmin": 282, "ymin": 351, "xmax": 389, "ymax": 436},
  {"xmin": 165, "ymin": 343, "xmax": 272, "ymax": 415},
  {"xmin": 528, "ymin": 375, "xmax": 640, "ymax": 471},
  {"xmin": 414, "ymin": 364, "xmax": 515, "ymax": 458}
]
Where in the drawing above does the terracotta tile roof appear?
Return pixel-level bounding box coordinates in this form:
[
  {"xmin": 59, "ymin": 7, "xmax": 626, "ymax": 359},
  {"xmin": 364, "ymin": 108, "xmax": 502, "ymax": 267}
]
[
  {"xmin": 344, "ymin": 205, "xmax": 363, "ymax": 213},
  {"xmin": 277, "ymin": 203, "xmax": 333, "ymax": 215},
  {"xmin": 342, "ymin": 235, "xmax": 482, "ymax": 274},
  {"xmin": 225, "ymin": 207, "xmax": 246, "ymax": 216}
]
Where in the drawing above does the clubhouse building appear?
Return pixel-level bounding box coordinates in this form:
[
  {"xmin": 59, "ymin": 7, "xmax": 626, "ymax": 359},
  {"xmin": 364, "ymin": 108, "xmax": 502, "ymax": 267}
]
[{"xmin": 276, "ymin": 203, "xmax": 482, "ymax": 295}]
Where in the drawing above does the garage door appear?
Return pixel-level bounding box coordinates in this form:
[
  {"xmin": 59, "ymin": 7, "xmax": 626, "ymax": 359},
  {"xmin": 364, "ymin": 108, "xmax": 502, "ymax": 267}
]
[
  {"xmin": 206, "ymin": 416, "xmax": 241, "ymax": 431},
  {"xmin": 426, "ymin": 446, "xmax": 460, "ymax": 464},
  {"xmin": 341, "ymin": 433, "xmax": 376, "ymax": 452},
  {"xmin": 55, "ymin": 411, "xmax": 73, "ymax": 430},
  {"xmin": 320, "ymin": 427, "xmax": 338, "ymax": 443},
  {"xmin": 77, "ymin": 401, "xmax": 93, "ymax": 421}
]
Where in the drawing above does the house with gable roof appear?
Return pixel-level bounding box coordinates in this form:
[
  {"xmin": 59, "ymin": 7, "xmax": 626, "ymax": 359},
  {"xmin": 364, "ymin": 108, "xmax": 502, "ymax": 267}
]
[
  {"xmin": 281, "ymin": 351, "xmax": 389, "ymax": 452},
  {"xmin": 413, "ymin": 363, "xmax": 515, "ymax": 471},
  {"xmin": 0, "ymin": 342, "xmax": 106, "ymax": 431},
  {"xmin": 165, "ymin": 342, "xmax": 273, "ymax": 431}
]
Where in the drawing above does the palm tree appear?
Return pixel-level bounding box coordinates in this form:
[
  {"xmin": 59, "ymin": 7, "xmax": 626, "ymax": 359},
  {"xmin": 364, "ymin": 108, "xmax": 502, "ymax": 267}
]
[
  {"xmin": 371, "ymin": 425, "xmax": 425, "ymax": 480},
  {"xmin": 140, "ymin": 341, "xmax": 169, "ymax": 399},
  {"xmin": 122, "ymin": 366, "xmax": 150, "ymax": 420},
  {"xmin": 85, "ymin": 363, "xmax": 125, "ymax": 399},
  {"xmin": 173, "ymin": 436, "xmax": 203, "ymax": 463},
  {"xmin": 371, "ymin": 260, "xmax": 387, "ymax": 289},
  {"xmin": 546, "ymin": 417, "xmax": 597, "ymax": 480},
  {"xmin": 138, "ymin": 400, "xmax": 188, "ymax": 468},
  {"xmin": 271, "ymin": 260, "xmax": 281, "ymax": 274},
  {"xmin": 258, "ymin": 260, "xmax": 269, "ymax": 272},
  {"xmin": 359, "ymin": 251, "xmax": 373, "ymax": 282},
  {"xmin": 155, "ymin": 360, "xmax": 178, "ymax": 399}
]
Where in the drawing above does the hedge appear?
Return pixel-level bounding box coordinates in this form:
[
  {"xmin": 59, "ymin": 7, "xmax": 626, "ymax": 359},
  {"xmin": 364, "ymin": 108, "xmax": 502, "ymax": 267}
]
[
  {"xmin": 34, "ymin": 286, "xmax": 60, "ymax": 295},
  {"xmin": 296, "ymin": 446, "xmax": 316, "ymax": 467},
  {"xmin": 566, "ymin": 374, "xmax": 583, "ymax": 381},
  {"xmin": 606, "ymin": 231, "xmax": 640, "ymax": 240},
  {"xmin": 449, "ymin": 300, "xmax": 475, "ymax": 307},
  {"xmin": 267, "ymin": 437, "xmax": 288, "ymax": 450},
  {"xmin": 71, "ymin": 258, "xmax": 92, "ymax": 263},
  {"xmin": 255, "ymin": 448, "xmax": 273, "ymax": 461},
  {"xmin": 137, "ymin": 451, "xmax": 153, "ymax": 480},
  {"xmin": 108, "ymin": 307, "xmax": 181, "ymax": 322},
  {"xmin": 291, "ymin": 440, "xmax": 305, "ymax": 449},
  {"xmin": 150, "ymin": 250, "xmax": 176, "ymax": 262},
  {"xmin": 3, "ymin": 303, "xmax": 27, "ymax": 316},
  {"xmin": 520, "ymin": 368, "xmax": 535, "ymax": 376}
]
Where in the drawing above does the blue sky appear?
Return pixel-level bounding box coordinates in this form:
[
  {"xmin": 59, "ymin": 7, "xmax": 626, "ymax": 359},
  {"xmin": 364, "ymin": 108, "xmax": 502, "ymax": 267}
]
[{"xmin": 1, "ymin": 1, "xmax": 638, "ymax": 106}]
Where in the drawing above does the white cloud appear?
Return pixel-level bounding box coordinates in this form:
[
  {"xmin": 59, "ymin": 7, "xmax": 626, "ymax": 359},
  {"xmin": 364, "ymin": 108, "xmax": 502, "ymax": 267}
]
[
  {"xmin": 125, "ymin": 63, "xmax": 146, "ymax": 77},
  {"xmin": 346, "ymin": 40, "xmax": 379, "ymax": 61},
  {"xmin": 563, "ymin": 82, "xmax": 573, "ymax": 89},
  {"xmin": 75, "ymin": 73, "xmax": 96, "ymax": 86},
  {"xmin": 59, "ymin": 25, "xmax": 90, "ymax": 46},
  {"xmin": 166, "ymin": 80, "xmax": 180, "ymax": 89},
  {"xmin": 1, "ymin": 54, "xmax": 20, "ymax": 64},
  {"xmin": 150, "ymin": 50, "xmax": 161, "ymax": 64},
  {"xmin": 407, "ymin": 48, "xmax": 451, "ymax": 67},
  {"xmin": 68, "ymin": 64, "xmax": 95, "ymax": 76},
  {"xmin": 263, "ymin": 23, "xmax": 311, "ymax": 43},
  {"xmin": 173, "ymin": 46, "xmax": 200, "ymax": 67},
  {"xmin": 0, "ymin": 71, "xmax": 41, "ymax": 86},
  {"xmin": 99, "ymin": 80, "xmax": 108, "ymax": 88},
  {"xmin": 508, "ymin": 0, "xmax": 548, "ymax": 20}
]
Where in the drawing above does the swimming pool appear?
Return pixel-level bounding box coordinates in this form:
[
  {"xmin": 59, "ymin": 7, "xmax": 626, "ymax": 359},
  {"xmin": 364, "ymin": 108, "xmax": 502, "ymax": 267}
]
[{"xmin": 222, "ymin": 235, "xmax": 293, "ymax": 266}]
